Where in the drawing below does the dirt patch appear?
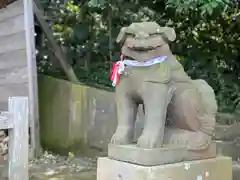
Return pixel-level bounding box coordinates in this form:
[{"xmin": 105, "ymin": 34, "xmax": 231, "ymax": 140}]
[{"xmin": 0, "ymin": 151, "xmax": 97, "ymax": 180}]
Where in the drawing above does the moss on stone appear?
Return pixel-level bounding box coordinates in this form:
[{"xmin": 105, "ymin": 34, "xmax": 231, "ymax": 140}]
[
  {"xmin": 38, "ymin": 75, "xmax": 117, "ymax": 155},
  {"xmin": 38, "ymin": 75, "xmax": 89, "ymax": 154}
]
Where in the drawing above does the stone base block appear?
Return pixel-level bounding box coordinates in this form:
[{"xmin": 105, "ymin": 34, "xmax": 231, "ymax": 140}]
[
  {"xmin": 108, "ymin": 143, "xmax": 216, "ymax": 166},
  {"xmin": 97, "ymin": 156, "xmax": 232, "ymax": 180},
  {"xmin": 108, "ymin": 144, "xmax": 186, "ymax": 166}
]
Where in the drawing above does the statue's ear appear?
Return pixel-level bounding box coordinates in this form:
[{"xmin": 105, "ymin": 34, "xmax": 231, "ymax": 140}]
[
  {"xmin": 160, "ymin": 27, "xmax": 176, "ymax": 42},
  {"xmin": 116, "ymin": 27, "xmax": 127, "ymax": 44}
]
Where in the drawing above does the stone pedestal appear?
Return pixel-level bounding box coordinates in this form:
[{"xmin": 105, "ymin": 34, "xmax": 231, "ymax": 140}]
[
  {"xmin": 97, "ymin": 156, "xmax": 232, "ymax": 180},
  {"xmin": 108, "ymin": 143, "xmax": 217, "ymax": 166},
  {"xmin": 108, "ymin": 144, "xmax": 186, "ymax": 166}
]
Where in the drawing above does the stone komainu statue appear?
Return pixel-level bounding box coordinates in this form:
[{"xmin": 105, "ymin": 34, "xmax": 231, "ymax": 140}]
[{"xmin": 111, "ymin": 22, "xmax": 217, "ymax": 158}]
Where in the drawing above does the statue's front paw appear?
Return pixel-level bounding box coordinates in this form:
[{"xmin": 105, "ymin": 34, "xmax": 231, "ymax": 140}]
[
  {"xmin": 110, "ymin": 127, "xmax": 133, "ymax": 145},
  {"xmin": 137, "ymin": 133, "xmax": 160, "ymax": 148}
]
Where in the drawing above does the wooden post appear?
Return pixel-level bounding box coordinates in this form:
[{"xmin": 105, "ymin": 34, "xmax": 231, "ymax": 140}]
[
  {"xmin": 8, "ymin": 97, "xmax": 29, "ymax": 180},
  {"xmin": 23, "ymin": 0, "xmax": 41, "ymax": 158}
]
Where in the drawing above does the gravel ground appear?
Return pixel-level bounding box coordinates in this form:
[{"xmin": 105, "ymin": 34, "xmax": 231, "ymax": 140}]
[
  {"xmin": 29, "ymin": 151, "xmax": 97, "ymax": 180},
  {"xmin": 1, "ymin": 150, "xmax": 240, "ymax": 180},
  {"xmin": 0, "ymin": 151, "xmax": 97, "ymax": 180}
]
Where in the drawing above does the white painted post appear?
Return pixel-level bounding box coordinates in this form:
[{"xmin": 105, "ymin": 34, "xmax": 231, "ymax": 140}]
[{"xmin": 8, "ymin": 97, "xmax": 28, "ymax": 180}]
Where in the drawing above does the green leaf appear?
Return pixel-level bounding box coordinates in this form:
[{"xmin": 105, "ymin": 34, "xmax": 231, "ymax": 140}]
[
  {"xmin": 205, "ymin": 5, "xmax": 213, "ymax": 15},
  {"xmin": 209, "ymin": 1, "xmax": 219, "ymax": 8},
  {"xmin": 73, "ymin": 24, "xmax": 89, "ymax": 41}
]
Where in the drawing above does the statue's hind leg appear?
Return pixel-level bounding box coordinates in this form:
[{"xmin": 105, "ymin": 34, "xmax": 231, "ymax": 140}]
[{"xmin": 164, "ymin": 80, "xmax": 217, "ymax": 158}]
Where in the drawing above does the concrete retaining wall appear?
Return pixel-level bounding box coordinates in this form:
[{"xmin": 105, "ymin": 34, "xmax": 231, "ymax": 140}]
[
  {"xmin": 38, "ymin": 75, "xmax": 240, "ymax": 161},
  {"xmin": 38, "ymin": 75, "xmax": 118, "ymax": 153}
]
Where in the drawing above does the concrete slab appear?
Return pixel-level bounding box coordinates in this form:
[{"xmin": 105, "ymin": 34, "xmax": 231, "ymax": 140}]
[{"xmin": 97, "ymin": 156, "xmax": 232, "ymax": 180}]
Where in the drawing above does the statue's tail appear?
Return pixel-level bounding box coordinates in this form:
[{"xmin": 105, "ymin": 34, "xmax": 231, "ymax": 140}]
[{"xmin": 193, "ymin": 79, "xmax": 218, "ymax": 136}]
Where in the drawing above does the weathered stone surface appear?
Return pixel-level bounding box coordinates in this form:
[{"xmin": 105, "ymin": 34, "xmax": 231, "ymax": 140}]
[
  {"xmin": 233, "ymin": 162, "xmax": 240, "ymax": 180},
  {"xmin": 216, "ymin": 112, "xmax": 237, "ymax": 124},
  {"xmin": 108, "ymin": 143, "xmax": 216, "ymax": 166},
  {"xmin": 86, "ymin": 87, "xmax": 117, "ymax": 150},
  {"xmin": 185, "ymin": 143, "xmax": 217, "ymax": 161},
  {"xmin": 122, "ymin": 45, "xmax": 172, "ymax": 61},
  {"xmin": 38, "ymin": 75, "xmax": 84, "ymax": 153},
  {"xmin": 116, "ymin": 22, "xmax": 176, "ymax": 44},
  {"xmin": 163, "ymin": 127, "xmax": 213, "ymax": 151},
  {"xmin": 38, "ymin": 76, "xmax": 146, "ymax": 153},
  {"xmin": 97, "ymin": 156, "xmax": 232, "ymax": 180},
  {"xmin": 214, "ymin": 123, "xmax": 240, "ymax": 140},
  {"xmin": 108, "ymin": 144, "xmax": 186, "ymax": 166},
  {"xmin": 216, "ymin": 140, "xmax": 240, "ymax": 161},
  {"xmin": 38, "ymin": 75, "xmax": 240, "ymax": 162},
  {"xmin": 124, "ymin": 35, "xmax": 166, "ymax": 50},
  {"xmin": 38, "ymin": 75, "xmax": 117, "ymax": 154},
  {"xmin": 111, "ymin": 22, "xmax": 218, "ymax": 158}
]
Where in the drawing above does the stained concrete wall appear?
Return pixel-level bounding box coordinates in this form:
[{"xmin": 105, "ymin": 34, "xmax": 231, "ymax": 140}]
[
  {"xmin": 38, "ymin": 75, "xmax": 145, "ymax": 154},
  {"xmin": 38, "ymin": 75, "xmax": 119, "ymax": 153},
  {"xmin": 38, "ymin": 75, "xmax": 240, "ymax": 162}
]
